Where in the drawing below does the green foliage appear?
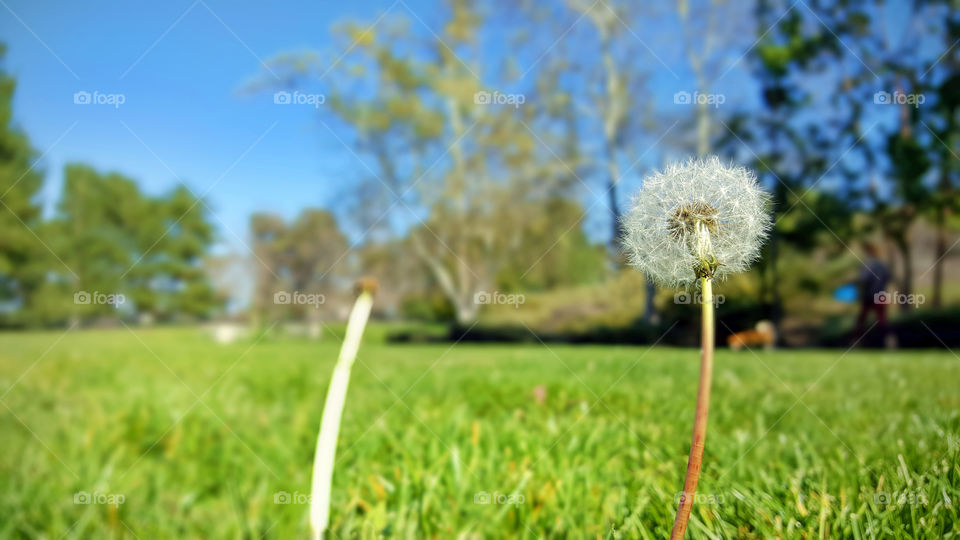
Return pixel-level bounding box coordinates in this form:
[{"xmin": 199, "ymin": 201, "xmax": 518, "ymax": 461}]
[
  {"xmin": 776, "ymin": 190, "xmax": 855, "ymax": 250},
  {"xmin": 1, "ymin": 160, "xmax": 221, "ymax": 326},
  {"xmin": 496, "ymin": 197, "xmax": 607, "ymax": 292},
  {"xmin": 54, "ymin": 164, "xmax": 145, "ymax": 320},
  {"xmin": 255, "ymin": 2, "xmax": 609, "ymax": 324},
  {"xmin": 0, "ymin": 44, "xmax": 223, "ymax": 327},
  {"xmin": 0, "ymin": 49, "xmax": 223, "ymax": 327},
  {"xmin": 0, "ymin": 327, "xmax": 957, "ymax": 537},
  {"xmin": 47, "ymin": 165, "xmax": 221, "ymax": 324},
  {"xmin": 399, "ymin": 292, "xmax": 455, "ymax": 322},
  {"xmin": 250, "ymin": 208, "xmax": 348, "ymax": 323},
  {"xmin": 0, "ymin": 45, "xmax": 46, "ymax": 326},
  {"xmin": 885, "ymin": 134, "xmax": 931, "ymax": 205}
]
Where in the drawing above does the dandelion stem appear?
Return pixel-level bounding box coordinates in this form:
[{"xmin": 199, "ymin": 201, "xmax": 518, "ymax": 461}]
[
  {"xmin": 309, "ymin": 286, "xmax": 375, "ymax": 540},
  {"xmin": 670, "ymin": 276, "xmax": 714, "ymax": 540}
]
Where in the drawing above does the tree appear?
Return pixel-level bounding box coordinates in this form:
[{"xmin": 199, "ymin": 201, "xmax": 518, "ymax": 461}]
[
  {"xmin": 47, "ymin": 165, "xmax": 222, "ymax": 324},
  {"xmin": 563, "ymin": 0, "xmax": 662, "ymax": 321},
  {"xmin": 565, "ymin": 0, "xmax": 636, "ymax": 248},
  {"xmin": 820, "ymin": 0, "xmax": 946, "ymax": 311},
  {"xmin": 720, "ymin": 0, "xmax": 848, "ymax": 331},
  {"xmin": 254, "ymin": 0, "xmax": 596, "ymax": 324},
  {"xmin": 923, "ymin": 6, "xmax": 960, "ymax": 308},
  {"xmin": 249, "ymin": 209, "xmax": 348, "ymax": 324},
  {"xmin": 675, "ymin": 0, "xmax": 752, "ymax": 155},
  {"xmin": 250, "ymin": 212, "xmax": 287, "ymax": 324},
  {"xmin": 0, "ymin": 45, "xmax": 48, "ymax": 327},
  {"xmin": 132, "ymin": 185, "xmax": 221, "ymax": 320},
  {"xmin": 0, "ymin": 47, "xmax": 220, "ymax": 326},
  {"xmin": 281, "ymin": 209, "xmax": 348, "ymax": 320},
  {"xmin": 54, "ymin": 164, "xmax": 145, "ymax": 321}
]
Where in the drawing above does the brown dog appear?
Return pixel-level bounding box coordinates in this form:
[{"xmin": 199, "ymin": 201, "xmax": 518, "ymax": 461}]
[{"xmin": 727, "ymin": 320, "xmax": 776, "ymax": 351}]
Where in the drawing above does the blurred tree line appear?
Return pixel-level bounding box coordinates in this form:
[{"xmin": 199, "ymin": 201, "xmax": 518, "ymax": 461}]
[
  {"xmin": 0, "ymin": 47, "xmax": 221, "ymax": 328},
  {"xmin": 3, "ymin": 0, "xmax": 959, "ymax": 334},
  {"xmin": 726, "ymin": 0, "xmax": 960, "ymax": 329},
  {"xmin": 245, "ymin": 0, "xmax": 959, "ymax": 332}
]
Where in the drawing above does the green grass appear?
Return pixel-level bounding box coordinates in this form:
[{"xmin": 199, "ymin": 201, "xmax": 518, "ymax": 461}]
[{"xmin": 1, "ymin": 326, "xmax": 958, "ymax": 538}]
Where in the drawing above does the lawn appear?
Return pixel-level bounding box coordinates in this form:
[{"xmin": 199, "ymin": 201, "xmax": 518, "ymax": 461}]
[{"xmin": 0, "ymin": 326, "xmax": 958, "ymax": 538}]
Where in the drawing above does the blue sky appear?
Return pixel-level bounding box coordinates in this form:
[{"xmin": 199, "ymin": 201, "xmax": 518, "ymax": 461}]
[
  {"xmin": 0, "ymin": 0, "xmax": 433, "ymax": 252},
  {"xmin": 0, "ymin": 0, "xmax": 763, "ymax": 251},
  {"xmin": 2, "ymin": 0, "xmax": 920, "ymax": 257}
]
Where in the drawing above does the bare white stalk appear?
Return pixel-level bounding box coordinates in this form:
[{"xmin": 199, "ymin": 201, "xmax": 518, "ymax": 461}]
[{"xmin": 309, "ymin": 283, "xmax": 375, "ymax": 540}]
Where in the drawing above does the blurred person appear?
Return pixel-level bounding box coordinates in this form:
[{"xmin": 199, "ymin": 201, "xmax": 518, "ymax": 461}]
[{"xmin": 853, "ymin": 242, "xmax": 892, "ymax": 347}]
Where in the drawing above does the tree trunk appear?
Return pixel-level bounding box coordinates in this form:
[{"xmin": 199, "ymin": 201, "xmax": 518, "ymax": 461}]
[
  {"xmin": 769, "ymin": 222, "xmax": 783, "ymax": 331},
  {"xmin": 695, "ymin": 90, "xmax": 710, "ymax": 156},
  {"xmin": 933, "ymin": 206, "xmax": 945, "ymax": 309},
  {"xmin": 766, "ymin": 160, "xmax": 784, "ymax": 337},
  {"xmin": 644, "ymin": 280, "xmax": 658, "ymax": 324},
  {"xmin": 455, "ymin": 298, "xmax": 479, "ymax": 326},
  {"xmin": 410, "ymin": 233, "xmax": 477, "ymax": 324},
  {"xmin": 894, "ymin": 234, "xmax": 912, "ymax": 314},
  {"xmin": 607, "ymin": 155, "xmax": 622, "ymax": 250}
]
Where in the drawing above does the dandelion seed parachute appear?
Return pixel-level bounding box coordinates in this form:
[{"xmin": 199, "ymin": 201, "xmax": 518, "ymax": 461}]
[{"xmin": 622, "ymin": 156, "xmax": 771, "ymax": 287}]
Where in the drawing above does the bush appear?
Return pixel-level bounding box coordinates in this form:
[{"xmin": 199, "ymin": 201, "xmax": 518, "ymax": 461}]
[
  {"xmin": 389, "ymin": 318, "xmax": 663, "ymax": 344},
  {"xmin": 818, "ymin": 306, "xmax": 960, "ymax": 348},
  {"xmin": 891, "ymin": 307, "xmax": 960, "ymax": 348}
]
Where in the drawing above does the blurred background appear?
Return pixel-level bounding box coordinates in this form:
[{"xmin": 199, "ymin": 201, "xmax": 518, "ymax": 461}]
[{"xmin": 1, "ymin": 0, "xmax": 958, "ymax": 348}]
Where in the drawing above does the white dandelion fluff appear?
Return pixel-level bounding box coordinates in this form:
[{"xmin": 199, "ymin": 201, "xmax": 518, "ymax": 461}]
[{"xmin": 622, "ymin": 156, "xmax": 771, "ymax": 287}]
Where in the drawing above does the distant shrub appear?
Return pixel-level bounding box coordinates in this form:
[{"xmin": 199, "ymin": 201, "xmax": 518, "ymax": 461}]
[
  {"xmin": 891, "ymin": 307, "xmax": 960, "ymax": 348},
  {"xmin": 389, "ymin": 318, "xmax": 662, "ymax": 344},
  {"xmin": 818, "ymin": 307, "xmax": 960, "ymax": 348}
]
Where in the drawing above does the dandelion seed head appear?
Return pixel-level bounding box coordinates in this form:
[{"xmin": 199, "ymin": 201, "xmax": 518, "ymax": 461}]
[{"xmin": 622, "ymin": 156, "xmax": 771, "ymax": 287}]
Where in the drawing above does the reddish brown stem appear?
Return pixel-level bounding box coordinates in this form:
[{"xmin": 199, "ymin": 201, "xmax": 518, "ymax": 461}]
[{"xmin": 670, "ymin": 277, "xmax": 714, "ymax": 539}]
